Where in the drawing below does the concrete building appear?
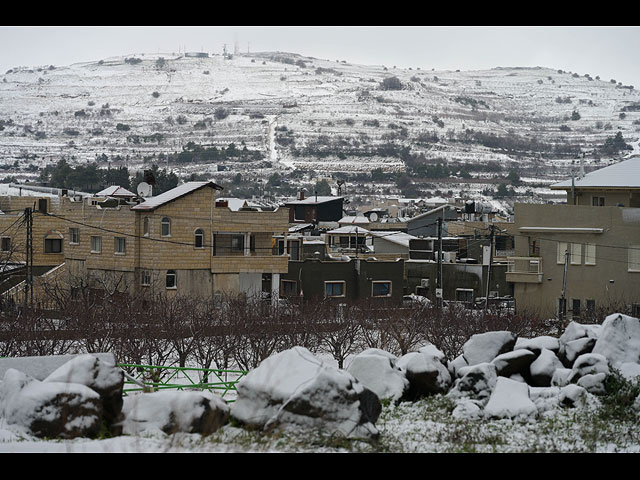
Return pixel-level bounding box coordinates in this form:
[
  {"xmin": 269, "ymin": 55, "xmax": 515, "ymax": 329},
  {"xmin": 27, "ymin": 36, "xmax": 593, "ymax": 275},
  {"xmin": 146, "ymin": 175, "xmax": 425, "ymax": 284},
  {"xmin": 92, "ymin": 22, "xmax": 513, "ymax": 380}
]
[{"xmin": 507, "ymin": 157, "xmax": 640, "ymax": 319}]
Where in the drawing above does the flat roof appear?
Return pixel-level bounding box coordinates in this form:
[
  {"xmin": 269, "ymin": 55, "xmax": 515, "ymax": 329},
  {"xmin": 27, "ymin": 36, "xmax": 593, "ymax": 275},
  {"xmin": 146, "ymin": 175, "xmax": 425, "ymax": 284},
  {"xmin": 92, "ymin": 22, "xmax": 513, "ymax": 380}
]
[{"xmin": 550, "ymin": 157, "xmax": 640, "ymax": 190}]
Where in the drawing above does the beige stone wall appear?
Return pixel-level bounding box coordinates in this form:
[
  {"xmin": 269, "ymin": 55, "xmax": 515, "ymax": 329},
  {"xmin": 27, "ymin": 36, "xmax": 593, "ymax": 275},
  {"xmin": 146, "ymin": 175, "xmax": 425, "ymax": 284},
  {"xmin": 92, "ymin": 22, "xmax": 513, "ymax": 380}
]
[
  {"xmin": 1, "ymin": 188, "xmax": 293, "ymax": 302},
  {"xmin": 0, "ymin": 197, "xmax": 65, "ymax": 268}
]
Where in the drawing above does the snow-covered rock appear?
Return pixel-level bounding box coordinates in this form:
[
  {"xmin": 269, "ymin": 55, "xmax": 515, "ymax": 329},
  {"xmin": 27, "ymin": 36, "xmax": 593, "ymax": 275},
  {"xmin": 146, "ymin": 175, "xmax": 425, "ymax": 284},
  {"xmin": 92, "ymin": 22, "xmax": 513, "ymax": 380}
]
[
  {"xmin": 529, "ymin": 348, "xmax": 564, "ymax": 387},
  {"xmin": 231, "ymin": 347, "xmax": 381, "ymax": 441},
  {"xmin": 491, "ymin": 349, "xmax": 536, "ymax": 377},
  {"xmin": 558, "ymin": 384, "xmax": 597, "ymax": 409},
  {"xmin": 44, "ymin": 354, "xmax": 124, "ymax": 429},
  {"xmin": 347, "ymin": 349, "xmax": 409, "ymax": 402},
  {"xmin": 562, "ymin": 337, "xmax": 596, "ymax": 365},
  {"xmin": 448, "ymin": 354, "xmax": 469, "ymax": 378},
  {"xmin": 462, "ymin": 331, "xmax": 517, "ymax": 366},
  {"xmin": 120, "ymin": 390, "xmax": 229, "ymax": 436},
  {"xmin": 484, "ymin": 377, "xmax": 537, "ymax": 419},
  {"xmin": 397, "ymin": 350, "xmax": 451, "ymax": 398},
  {"xmin": 451, "ymin": 399, "xmax": 483, "ymax": 419},
  {"xmin": 515, "ymin": 336, "xmax": 560, "ymax": 354},
  {"xmin": 447, "ymin": 362, "xmax": 497, "ymax": 403},
  {"xmin": 0, "ymin": 368, "xmax": 102, "ymax": 439},
  {"xmin": 592, "ymin": 313, "xmax": 640, "ymax": 369}
]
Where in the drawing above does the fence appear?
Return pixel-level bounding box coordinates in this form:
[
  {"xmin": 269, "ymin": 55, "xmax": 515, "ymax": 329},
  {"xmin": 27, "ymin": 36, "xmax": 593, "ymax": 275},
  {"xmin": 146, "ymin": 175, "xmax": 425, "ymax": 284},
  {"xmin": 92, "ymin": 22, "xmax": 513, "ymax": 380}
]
[{"xmin": 118, "ymin": 363, "xmax": 248, "ymax": 401}]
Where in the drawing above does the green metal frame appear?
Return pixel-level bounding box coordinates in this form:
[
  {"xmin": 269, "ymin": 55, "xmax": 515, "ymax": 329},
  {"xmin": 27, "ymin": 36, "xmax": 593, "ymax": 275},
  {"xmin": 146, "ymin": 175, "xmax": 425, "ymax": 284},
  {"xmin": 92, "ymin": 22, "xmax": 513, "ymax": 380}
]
[{"xmin": 118, "ymin": 363, "xmax": 247, "ymax": 401}]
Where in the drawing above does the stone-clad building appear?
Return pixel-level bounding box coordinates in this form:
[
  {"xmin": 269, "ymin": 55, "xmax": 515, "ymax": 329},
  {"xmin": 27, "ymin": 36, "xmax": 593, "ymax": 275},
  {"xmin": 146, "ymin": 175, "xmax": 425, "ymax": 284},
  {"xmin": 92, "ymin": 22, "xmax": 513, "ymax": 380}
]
[{"xmin": 1, "ymin": 181, "xmax": 291, "ymax": 305}]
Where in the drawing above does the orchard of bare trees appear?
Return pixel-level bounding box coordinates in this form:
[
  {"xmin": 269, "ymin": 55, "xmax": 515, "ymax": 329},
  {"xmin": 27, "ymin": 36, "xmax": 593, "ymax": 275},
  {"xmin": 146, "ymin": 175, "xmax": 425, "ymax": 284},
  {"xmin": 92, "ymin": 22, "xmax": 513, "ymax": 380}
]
[{"xmin": 0, "ymin": 283, "xmax": 554, "ymax": 375}]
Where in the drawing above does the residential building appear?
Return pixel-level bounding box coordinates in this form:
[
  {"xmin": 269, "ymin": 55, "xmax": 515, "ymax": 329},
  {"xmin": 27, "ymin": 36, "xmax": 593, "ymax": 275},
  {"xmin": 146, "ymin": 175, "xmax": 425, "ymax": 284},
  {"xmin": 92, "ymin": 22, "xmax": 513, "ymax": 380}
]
[
  {"xmin": 507, "ymin": 157, "xmax": 640, "ymax": 319},
  {"xmin": 3, "ymin": 182, "xmax": 291, "ymax": 306},
  {"xmin": 284, "ymin": 193, "xmax": 345, "ymax": 226}
]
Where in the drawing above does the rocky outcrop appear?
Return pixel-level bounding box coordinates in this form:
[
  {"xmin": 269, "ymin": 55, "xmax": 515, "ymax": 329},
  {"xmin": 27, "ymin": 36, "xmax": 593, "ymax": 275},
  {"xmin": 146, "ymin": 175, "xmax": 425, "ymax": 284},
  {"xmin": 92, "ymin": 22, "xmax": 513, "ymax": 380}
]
[{"xmin": 230, "ymin": 346, "xmax": 381, "ymax": 441}]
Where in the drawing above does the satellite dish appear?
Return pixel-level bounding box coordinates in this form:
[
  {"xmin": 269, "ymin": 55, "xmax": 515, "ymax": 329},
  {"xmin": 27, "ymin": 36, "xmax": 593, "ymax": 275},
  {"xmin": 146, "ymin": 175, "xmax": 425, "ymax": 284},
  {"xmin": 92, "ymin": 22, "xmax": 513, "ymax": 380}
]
[
  {"xmin": 137, "ymin": 182, "xmax": 152, "ymax": 198},
  {"xmin": 369, "ymin": 212, "xmax": 379, "ymax": 222}
]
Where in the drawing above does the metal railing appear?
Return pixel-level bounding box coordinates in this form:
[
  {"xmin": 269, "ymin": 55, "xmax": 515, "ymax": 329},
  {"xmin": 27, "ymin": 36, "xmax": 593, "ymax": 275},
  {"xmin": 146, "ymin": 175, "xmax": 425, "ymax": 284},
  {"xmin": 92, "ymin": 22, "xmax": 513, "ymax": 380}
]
[{"xmin": 118, "ymin": 363, "xmax": 248, "ymax": 401}]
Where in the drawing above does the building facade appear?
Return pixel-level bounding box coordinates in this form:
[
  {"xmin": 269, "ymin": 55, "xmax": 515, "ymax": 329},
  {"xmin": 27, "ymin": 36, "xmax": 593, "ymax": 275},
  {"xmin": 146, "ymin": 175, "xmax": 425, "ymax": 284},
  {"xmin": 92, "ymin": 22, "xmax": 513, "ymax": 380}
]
[{"xmin": 507, "ymin": 158, "xmax": 640, "ymax": 319}]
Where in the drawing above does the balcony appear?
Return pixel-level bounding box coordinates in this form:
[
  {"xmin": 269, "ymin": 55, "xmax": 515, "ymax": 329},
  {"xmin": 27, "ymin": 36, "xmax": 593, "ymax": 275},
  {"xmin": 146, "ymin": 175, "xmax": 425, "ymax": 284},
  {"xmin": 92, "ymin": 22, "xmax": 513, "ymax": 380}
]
[{"xmin": 506, "ymin": 257, "xmax": 543, "ymax": 283}]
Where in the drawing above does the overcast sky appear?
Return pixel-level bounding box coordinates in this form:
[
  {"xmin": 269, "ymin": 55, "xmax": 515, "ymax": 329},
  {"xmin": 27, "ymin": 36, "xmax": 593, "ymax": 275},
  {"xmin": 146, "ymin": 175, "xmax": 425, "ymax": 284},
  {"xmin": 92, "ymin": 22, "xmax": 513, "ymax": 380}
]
[{"xmin": 2, "ymin": 26, "xmax": 640, "ymax": 86}]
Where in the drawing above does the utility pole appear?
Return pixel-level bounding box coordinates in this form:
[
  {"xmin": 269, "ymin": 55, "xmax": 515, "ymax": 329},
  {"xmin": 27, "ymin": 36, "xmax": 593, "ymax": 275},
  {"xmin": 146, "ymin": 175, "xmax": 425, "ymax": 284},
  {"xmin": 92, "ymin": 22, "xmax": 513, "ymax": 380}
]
[
  {"xmin": 24, "ymin": 207, "xmax": 33, "ymax": 308},
  {"xmin": 436, "ymin": 217, "xmax": 443, "ymax": 308},
  {"xmin": 484, "ymin": 224, "xmax": 495, "ymax": 311},
  {"xmin": 559, "ymin": 248, "xmax": 569, "ymax": 331}
]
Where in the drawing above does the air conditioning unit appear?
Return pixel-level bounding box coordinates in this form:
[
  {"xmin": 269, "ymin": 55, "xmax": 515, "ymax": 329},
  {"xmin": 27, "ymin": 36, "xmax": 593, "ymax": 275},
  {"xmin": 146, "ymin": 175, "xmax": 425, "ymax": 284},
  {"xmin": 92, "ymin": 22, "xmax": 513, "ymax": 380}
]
[{"xmin": 420, "ymin": 278, "xmax": 430, "ymax": 288}]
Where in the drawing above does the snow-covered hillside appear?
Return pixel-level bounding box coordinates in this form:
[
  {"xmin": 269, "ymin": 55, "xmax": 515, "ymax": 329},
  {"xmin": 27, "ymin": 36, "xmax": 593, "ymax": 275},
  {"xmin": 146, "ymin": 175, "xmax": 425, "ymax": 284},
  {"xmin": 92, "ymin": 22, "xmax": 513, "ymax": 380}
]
[{"xmin": 1, "ymin": 51, "xmax": 639, "ymax": 204}]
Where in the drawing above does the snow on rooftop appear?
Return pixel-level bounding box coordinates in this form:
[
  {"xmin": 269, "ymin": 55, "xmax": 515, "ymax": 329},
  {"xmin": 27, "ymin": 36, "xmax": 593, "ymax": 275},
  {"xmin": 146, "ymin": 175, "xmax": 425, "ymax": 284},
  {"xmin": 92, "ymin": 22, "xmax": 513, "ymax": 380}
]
[
  {"xmin": 551, "ymin": 157, "xmax": 640, "ymax": 189},
  {"xmin": 131, "ymin": 181, "xmax": 222, "ymax": 211},
  {"xmin": 327, "ymin": 225, "xmax": 370, "ymax": 235},
  {"xmin": 338, "ymin": 215, "xmax": 370, "ymax": 224},
  {"xmin": 95, "ymin": 185, "xmax": 136, "ymax": 197},
  {"xmin": 370, "ymin": 230, "xmax": 417, "ymax": 247},
  {"xmin": 286, "ymin": 195, "xmax": 344, "ymax": 205}
]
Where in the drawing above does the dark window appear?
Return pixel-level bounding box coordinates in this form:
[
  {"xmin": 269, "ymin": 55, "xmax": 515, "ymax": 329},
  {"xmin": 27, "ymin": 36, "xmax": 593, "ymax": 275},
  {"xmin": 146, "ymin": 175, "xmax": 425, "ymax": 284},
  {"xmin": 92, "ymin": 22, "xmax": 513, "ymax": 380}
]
[
  {"xmin": 325, "ymin": 281, "xmax": 345, "ymax": 298},
  {"xmin": 161, "ymin": 217, "xmax": 171, "ymax": 236},
  {"xmin": 281, "ymin": 280, "xmax": 297, "ymax": 296},
  {"xmin": 166, "ymin": 270, "xmax": 177, "ymax": 289},
  {"xmin": 572, "ymin": 299, "xmax": 581, "ymax": 319},
  {"xmin": 194, "ymin": 229, "xmax": 204, "ymax": 248},
  {"xmin": 1, "ymin": 237, "xmax": 11, "ymax": 252},
  {"xmin": 44, "ymin": 238, "xmax": 62, "ymax": 253},
  {"xmin": 372, "ymin": 281, "xmax": 392, "ymax": 297}
]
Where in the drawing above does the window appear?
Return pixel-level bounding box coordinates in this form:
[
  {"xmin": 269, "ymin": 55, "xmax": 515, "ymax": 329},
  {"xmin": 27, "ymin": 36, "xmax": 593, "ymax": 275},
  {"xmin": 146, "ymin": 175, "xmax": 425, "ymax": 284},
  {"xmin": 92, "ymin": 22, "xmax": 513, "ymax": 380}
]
[
  {"xmin": 455, "ymin": 288, "xmax": 474, "ymax": 303},
  {"xmin": 372, "ymin": 281, "xmax": 392, "ymax": 297},
  {"xmin": 69, "ymin": 228, "xmax": 79, "ymax": 244},
  {"xmin": 629, "ymin": 245, "xmax": 640, "ymax": 272},
  {"xmin": 44, "ymin": 238, "xmax": 62, "ymax": 253},
  {"xmin": 325, "ymin": 281, "xmax": 345, "ymax": 298},
  {"xmin": 194, "ymin": 228, "xmax": 204, "ymax": 248},
  {"xmin": 141, "ymin": 270, "xmax": 151, "ymax": 287},
  {"xmin": 281, "ymin": 280, "xmax": 297, "ymax": 297},
  {"xmin": 161, "ymin": 217, "xmax": 171, "ymax": 237},
  {"xmin": 166, "ymin": 270, "xmax": 177, "ymax": 289},
  {"xmin": 586, "ymin": 299, "xmax": 595, "ymax": 312},
  {"xmin": 557, "ymin": 242, "xmax": 568, "ymax": 264},
  {"xmin": 585, "ymin": 244, "xmax": 596, "ymax": 265},
  {"xmin": 143, "ymin": 217, "xmax": 150, "ymax": 237},
  {"xmin": 572, "ymin": 299, "xmax": 581, "ymax": 319},
  {"xmin": 90, "ymin": 236, "xmax": 102, "ymax": 253},
  {"xmin": 591, "ymin": 196, "xmax": 605, "ymax": 207},
  {"xmin": 570, "ymin": 243, "xmax": 582, "ymax": 265},
  {"xmin": 114, "ymin": 237, "xmax": 126, "ymax": 254},
  {"xmin": 1, "ymin": 237, "xmax": 11, "ymax": 252},
  {"xmin": 528, "ymin": 238, "xmax": 540, "ymax": 257},
  {"xmin": 231, "ymin": 234, "xmax": 244, "ymax": 252}
]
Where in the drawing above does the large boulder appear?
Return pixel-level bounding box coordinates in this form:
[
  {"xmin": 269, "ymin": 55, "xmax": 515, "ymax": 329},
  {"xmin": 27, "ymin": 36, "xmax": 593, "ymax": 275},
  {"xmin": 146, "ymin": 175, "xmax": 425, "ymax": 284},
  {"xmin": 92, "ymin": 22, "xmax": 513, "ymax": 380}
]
[
  {"xmin": 462, "ymin": 331, "xmax": 517, "ymax": 366},
  {"xmin": 44, "ymin": 354, "xmax": 124, "ymax": 430},
  {"xmin": 592, "ymin": 313, "xmax": 640, "ymax": 369},
  {"xmin": 562, "ymin": 337, "xmax": 596, "ymax": 366},
  {"xmin": 515, "ymin": 336, "xmax": 560, "ymax": 355},
  {"xmin": 397, "ymin": 350, "xmax": 451, "ymax": 398},
  {"xmin": 568, "ymin": 353, "xmax": 610, "ymax": 395},
  {"xmin": 529, "ymin": 348, "xmax": 564, "ymax": 387},
  {"xmin": 231, "ymin": 347, "xmax": 381, "ymax": 441},
  {"xmin": 0, "ymin": 368, "xmax": 102, "ymax": 439},
  {"xmin": 120, "ymin": 390, "xmax": 229, "ymax": 436},
  {"xmin": 491, "ymin": 349, "xmax": 536, "ymax": 378},
  {"xmin": 447, "ymin": 362, "xmax": 498, "ymax": 403},
  {"xmin": 347, "ymin": 349, "xmax": 409, "ymax": 402},
  {"xmin": 484, "ymin": 377, "xmax": 537, "ymax": 419}
]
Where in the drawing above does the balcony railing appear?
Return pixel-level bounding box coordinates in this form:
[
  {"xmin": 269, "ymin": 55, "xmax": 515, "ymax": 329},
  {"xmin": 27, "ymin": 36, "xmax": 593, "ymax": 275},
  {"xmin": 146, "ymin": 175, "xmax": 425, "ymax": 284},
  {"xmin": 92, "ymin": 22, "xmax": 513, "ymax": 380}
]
[{"xmin": 506, "ymin": 257, "xmax": 543, "ymax": 283}]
